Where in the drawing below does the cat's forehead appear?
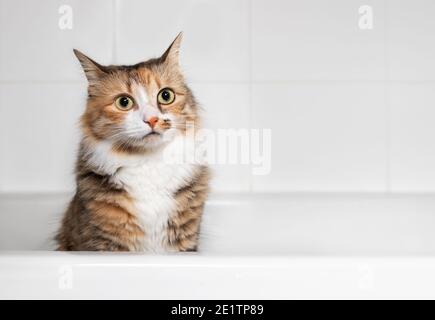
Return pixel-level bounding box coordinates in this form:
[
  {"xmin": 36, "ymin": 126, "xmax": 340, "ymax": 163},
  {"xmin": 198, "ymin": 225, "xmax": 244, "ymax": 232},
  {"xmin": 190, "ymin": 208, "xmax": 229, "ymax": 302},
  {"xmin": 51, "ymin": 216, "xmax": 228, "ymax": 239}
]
[
  {"xmin": 114, "ymin": 63, "xmax": 161, "ymax": 86},
  {"xmin": 105, "ymin": 61, "xmax": 179, "ymax": 93}
]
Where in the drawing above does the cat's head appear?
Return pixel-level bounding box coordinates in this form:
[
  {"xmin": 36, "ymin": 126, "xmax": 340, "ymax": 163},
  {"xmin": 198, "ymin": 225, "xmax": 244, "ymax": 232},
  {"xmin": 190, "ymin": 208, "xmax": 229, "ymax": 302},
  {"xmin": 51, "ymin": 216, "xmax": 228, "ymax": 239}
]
[{"xmin": 74, "ymin": 33, "xmax": 197, "ymax": 153}]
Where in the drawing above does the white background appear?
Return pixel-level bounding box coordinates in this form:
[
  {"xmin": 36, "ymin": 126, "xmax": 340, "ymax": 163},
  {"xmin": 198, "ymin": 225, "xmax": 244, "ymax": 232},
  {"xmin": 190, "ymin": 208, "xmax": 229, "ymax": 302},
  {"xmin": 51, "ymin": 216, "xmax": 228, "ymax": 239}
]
[{"xmin": 0, "ymin": 0, "xmax": 433, "ymax": 194}]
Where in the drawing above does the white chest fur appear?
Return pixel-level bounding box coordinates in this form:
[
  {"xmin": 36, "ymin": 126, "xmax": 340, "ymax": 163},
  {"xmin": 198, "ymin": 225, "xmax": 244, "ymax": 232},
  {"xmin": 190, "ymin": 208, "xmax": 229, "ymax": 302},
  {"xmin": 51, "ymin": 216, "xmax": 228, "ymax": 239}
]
[
  {"xmin": 87, "ymin": 135, "xmax": 199, "ymax": 252},
  {"xmin": 116, "ymin": 160, "xmax": 197, "ymax": 252}
]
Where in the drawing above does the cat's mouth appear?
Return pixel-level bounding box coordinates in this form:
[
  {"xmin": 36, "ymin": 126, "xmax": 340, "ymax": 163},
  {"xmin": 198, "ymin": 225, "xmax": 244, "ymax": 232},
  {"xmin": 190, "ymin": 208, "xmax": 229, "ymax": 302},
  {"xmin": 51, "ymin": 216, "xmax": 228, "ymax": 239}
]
[{"xmin": 143, "ymin": 131, "xmax": 161, "ymax": 138}]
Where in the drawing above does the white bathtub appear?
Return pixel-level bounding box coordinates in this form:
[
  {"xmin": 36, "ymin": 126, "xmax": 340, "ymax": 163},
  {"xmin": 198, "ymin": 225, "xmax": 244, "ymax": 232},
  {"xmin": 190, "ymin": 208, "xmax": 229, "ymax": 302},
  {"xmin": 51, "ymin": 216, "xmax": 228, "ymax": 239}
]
[{"xmin": 1, "ymin": 193, "xmax": 435, "ymax": 299}]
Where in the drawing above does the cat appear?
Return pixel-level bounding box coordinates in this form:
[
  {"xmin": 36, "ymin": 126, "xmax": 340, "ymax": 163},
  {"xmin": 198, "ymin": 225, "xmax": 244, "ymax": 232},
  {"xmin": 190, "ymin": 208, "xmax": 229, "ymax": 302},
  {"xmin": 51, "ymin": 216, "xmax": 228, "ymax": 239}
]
[{"xmin": 56, "ymin": 33, "xmax": 210, "ymax": 252}]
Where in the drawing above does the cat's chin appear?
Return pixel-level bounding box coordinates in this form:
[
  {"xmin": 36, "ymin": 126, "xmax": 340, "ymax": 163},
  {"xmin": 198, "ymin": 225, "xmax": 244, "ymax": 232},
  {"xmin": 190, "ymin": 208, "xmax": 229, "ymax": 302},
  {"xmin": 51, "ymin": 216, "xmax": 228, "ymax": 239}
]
[{"xmin": 139, "ymin": 132, "xmax": 171, "ymax": 149}]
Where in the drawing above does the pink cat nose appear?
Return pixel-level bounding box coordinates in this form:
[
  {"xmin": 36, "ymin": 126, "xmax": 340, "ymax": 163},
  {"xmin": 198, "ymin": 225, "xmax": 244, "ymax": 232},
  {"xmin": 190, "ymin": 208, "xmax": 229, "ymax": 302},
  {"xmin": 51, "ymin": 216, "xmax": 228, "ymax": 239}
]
[{"xmin": 145, "ymin": 116, "xmax": 159, "ymax": 129}]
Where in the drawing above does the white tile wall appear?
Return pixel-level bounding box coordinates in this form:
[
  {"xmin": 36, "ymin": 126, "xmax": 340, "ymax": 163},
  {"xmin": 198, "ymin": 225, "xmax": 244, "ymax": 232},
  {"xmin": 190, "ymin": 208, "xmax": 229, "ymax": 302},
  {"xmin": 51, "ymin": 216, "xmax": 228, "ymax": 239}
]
[
  {"xmin": 386, "ymin": 0, "xmax": 435, "ymax": 192},
  {"xmin": 252, "ymin": 0, "xmax": 386, "ymax": 81},
  {"xmin": 116, "ymin": 0, "xmax": 250, "ymax": 82},
  {"xmin": 0, "ymin": 84, "xmax": 85, "ymax": 192},
  {"xmin": 0, "ymin": 0, "xmax": 113, "ymax": 81},
  {"xmin": 387, "ymin": 0, "xmax": 435, "ymax": 81},
  {"xmin": 1, "ymin": 0, "xmax": 435, "ymax": 194},
  {"xmin": 192, "ymin": 83, "xmax": 252, "ymax": 192},
  {"xmin": 252, "ymin": 83, "xmax": 387, "ymax": 192},
  {"xmin": 389, "ymin": 84, "xmax": 435, "ymax": 192}
]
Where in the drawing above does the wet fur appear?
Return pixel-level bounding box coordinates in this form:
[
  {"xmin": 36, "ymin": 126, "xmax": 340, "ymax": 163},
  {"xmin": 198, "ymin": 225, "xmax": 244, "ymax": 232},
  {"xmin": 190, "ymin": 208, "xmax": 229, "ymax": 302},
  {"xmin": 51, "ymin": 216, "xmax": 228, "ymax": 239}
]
[{"xmin": 56, "ymin": 34, "xmax": 210, "ymax": 252}]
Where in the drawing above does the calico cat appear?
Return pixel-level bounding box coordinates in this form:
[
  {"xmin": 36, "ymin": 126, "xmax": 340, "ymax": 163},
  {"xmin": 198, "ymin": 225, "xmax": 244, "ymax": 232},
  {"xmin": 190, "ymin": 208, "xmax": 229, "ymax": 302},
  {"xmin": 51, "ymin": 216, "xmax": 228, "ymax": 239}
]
[{"xmin": 56, "ymin": 33, "xmax": 210, "ymax": 252}]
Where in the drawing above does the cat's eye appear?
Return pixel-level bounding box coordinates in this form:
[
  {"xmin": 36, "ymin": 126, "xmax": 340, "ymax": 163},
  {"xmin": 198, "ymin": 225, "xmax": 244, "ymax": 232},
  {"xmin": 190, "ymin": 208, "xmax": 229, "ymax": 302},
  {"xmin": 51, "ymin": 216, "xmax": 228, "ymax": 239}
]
[
  {"xmin": 115, "ymin": 96, "xmax": 135, "ymax": 111},
  {"xmin": 157, "ymin": 88, "xmax": 175, "ymax": 105}
]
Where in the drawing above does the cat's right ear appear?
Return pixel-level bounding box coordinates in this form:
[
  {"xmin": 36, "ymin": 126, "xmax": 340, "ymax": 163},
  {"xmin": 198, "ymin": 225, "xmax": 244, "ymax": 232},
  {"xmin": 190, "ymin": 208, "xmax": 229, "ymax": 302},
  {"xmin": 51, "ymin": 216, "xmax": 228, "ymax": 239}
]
[{"xmin": 73, "ymin": 49, "xmax": 107, "ymax": 83}]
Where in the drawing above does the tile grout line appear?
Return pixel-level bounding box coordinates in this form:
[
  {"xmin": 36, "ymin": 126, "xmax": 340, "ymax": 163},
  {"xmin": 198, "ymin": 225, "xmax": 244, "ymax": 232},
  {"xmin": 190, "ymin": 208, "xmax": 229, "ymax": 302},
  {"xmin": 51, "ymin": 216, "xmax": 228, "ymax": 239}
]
[
  {"xmin": 3, "ymin": 79, "xmax": 435, "ymax": 86},
  {"xmin": 0, "ymin": 81, "xmax": 85, "ymax": 85},
  {"xmin": 384, "ymin": 0, "xmax": 391, "ymax": 194},
  {"xmin": 248, "ymin": 0, "xmax": 254, "ymax": 194},
  {"xmin": 112, "ymin": 0, "xmax": 118, "ymax": 64}
]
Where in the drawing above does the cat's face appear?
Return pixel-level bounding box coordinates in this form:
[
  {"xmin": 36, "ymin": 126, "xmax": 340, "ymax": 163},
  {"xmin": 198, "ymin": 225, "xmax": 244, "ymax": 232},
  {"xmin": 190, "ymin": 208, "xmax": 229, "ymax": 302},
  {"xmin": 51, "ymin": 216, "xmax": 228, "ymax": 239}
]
[{"xmin": 75, "ymin": 33, "xmax": 197, "ymax": 153}]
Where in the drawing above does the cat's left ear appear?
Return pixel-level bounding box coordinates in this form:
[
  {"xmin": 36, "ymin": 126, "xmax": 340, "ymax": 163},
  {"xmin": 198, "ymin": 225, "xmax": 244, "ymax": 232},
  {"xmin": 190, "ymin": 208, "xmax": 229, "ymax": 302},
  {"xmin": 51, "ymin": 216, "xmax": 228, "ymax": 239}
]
[{"xmin": 160, "ymin": 32, "xmax": 183, "ymax": 68}]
